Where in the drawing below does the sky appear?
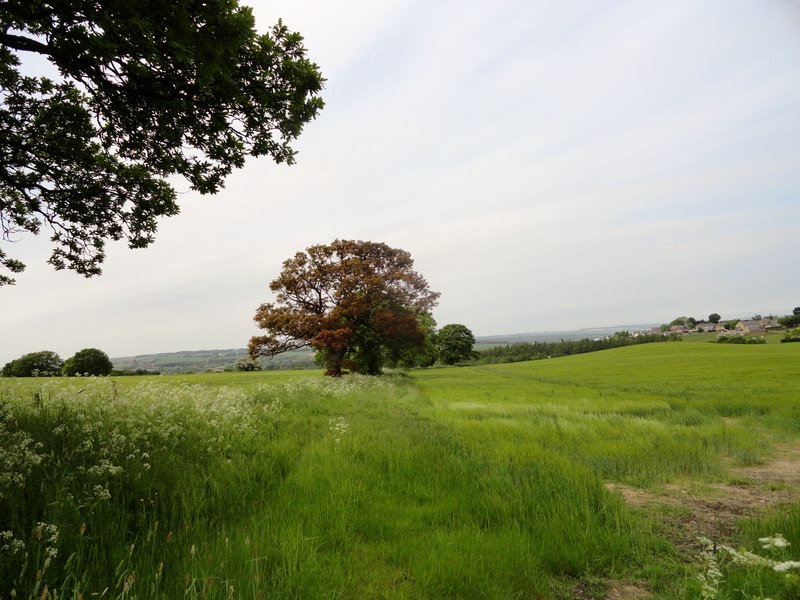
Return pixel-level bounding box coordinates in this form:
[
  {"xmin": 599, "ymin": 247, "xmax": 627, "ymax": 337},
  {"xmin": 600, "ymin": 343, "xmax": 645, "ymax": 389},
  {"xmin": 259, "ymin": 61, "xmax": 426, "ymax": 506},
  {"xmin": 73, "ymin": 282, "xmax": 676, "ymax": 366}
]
[{"xmin": 2, "ymin": 0, "xmax": 800, "ymax": 363}]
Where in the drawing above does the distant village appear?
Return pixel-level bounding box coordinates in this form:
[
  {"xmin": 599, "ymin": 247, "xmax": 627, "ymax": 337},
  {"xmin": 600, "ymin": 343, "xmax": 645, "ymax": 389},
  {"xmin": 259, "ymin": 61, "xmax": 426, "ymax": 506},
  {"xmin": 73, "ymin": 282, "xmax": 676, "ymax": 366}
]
[{"xmin": 644, "ymin": 315, "xmax": 789, "ymax": 337}]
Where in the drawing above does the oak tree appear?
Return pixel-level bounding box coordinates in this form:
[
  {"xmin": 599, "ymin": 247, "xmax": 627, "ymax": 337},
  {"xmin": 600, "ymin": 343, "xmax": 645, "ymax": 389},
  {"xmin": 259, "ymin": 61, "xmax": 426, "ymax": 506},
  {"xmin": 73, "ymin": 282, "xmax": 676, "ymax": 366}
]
[
  {"xmin": 249, "ymin": 240, "xmax": 439, "ymax": 376},
  {"xmin": 0, "ymin": 1, "xmax": 324, "ymax": 285}
]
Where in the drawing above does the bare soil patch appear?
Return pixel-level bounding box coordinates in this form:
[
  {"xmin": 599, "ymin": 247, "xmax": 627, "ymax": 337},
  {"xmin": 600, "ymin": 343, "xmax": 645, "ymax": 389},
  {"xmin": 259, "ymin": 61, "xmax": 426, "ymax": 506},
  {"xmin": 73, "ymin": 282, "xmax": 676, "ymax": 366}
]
[
  {"xmin": 604, "ymin": 581, "xmax": 651, "ymax": 599},
  {"xmin": 611, "ymin": 443, "xmax": 800, "ymax": 545},
  {"xmin": 601, "ymin": 443, "xmax": 800, "ymax": 599},
  {"xmin": 569, "ymin": 579, "xmax": 650, "ymax": 600}
]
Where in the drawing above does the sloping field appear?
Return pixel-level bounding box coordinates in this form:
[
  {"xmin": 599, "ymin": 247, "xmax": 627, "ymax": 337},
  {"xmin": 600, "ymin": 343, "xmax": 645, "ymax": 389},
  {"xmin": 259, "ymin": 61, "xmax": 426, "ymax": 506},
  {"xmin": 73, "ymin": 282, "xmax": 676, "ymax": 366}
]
[
  {"xmin": 1, "ymin": 343, "xmax": 798, "ymax": 599},
  {"xmin": 414, "ymin": 343, "xmax": 800, "ymax": 486}
]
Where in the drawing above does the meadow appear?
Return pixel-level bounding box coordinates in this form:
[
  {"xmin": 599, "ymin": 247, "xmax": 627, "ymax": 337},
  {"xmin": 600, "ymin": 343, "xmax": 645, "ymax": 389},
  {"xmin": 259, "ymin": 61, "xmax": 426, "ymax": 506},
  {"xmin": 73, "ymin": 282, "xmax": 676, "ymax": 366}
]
[{"xmin": 1, "ymin": 342, "xmax": 799, "ymax": 599}]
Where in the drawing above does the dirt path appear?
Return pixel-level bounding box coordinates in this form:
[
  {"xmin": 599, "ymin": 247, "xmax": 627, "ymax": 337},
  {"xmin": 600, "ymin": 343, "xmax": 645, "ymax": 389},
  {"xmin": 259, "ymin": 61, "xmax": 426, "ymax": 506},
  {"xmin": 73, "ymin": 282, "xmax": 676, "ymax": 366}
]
[{"xmin": 592, "ymin": 443, "xmax": 800, "ymax": 599}]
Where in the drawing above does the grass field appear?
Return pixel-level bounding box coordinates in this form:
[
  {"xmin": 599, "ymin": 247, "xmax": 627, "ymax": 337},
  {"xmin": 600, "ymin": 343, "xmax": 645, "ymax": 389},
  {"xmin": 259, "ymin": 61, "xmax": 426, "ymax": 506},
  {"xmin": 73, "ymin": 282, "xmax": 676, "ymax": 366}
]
[{"xmin": 1, "ymin": 342, "xmax": 799, "ymax": 599}]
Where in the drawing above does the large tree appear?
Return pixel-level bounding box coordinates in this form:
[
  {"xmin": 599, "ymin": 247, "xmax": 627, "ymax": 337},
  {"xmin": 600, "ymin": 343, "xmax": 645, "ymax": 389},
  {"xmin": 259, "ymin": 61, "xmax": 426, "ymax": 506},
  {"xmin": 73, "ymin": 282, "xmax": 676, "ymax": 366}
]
[
  {"xmin": 62, "ymin": 347, "xmax": 112, "ymax": 376},
  {"xmin": 1, "ymin": 350, "xmax": 63, "ymax": 376},
  {"xmin": 0, "ymin": 1, "xmax": 324, "ymax": 285},
  {"xmin": 249, "ymin": 240, "xmax": 439, "ymax": 376}
]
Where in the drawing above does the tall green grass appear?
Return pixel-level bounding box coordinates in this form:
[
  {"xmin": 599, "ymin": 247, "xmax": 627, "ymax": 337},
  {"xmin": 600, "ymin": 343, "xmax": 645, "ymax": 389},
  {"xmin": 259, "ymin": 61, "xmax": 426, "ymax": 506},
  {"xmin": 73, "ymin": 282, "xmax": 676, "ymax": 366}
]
[
  {"xmin": 412, "ymin": 343, "xmax": 800, "ymax": 598},
  {"xmin": 2, "ymin": 342, "xmax": 798, "ymax": 598},
  {"xmin": 1, "ymin": 372, "xmax": 658, "ymax": 598},
  {"xmin": 413, "ymin": 344, "xmax": 800, "ymax": 485}
]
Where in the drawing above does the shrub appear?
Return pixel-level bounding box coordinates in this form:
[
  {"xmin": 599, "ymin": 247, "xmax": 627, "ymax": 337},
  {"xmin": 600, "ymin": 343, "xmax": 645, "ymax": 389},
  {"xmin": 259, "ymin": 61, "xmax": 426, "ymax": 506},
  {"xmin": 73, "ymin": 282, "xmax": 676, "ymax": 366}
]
[
  {"xmin": 781, "ymin": 328, "xmax": 800, "ymax": 343},
  {"xmin": 235, "ymin": 356, "xmax": 262, "ymax": 371}
]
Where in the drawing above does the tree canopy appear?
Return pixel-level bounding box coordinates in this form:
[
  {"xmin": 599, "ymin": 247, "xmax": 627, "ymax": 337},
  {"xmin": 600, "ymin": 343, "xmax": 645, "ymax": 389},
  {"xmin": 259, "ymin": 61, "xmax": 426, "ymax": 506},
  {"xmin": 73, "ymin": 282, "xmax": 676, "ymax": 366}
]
[
  {"xmin": 62, "ymin": 347, "xmax": 112, "ymax": 376},
  {"xmin": 0, "ymin": 0, "xmax": 324, "ymax": 285},
  {"xmin": 249, "ymin": 240, "xmax": 439, "ymax": 376},
  {"xmin": 1, "ymin": 350, "xmax": 63, "ymax": 376},
  {"xmin": 435, "ymin": 323, "xmax": 476, "ymax": 365}
]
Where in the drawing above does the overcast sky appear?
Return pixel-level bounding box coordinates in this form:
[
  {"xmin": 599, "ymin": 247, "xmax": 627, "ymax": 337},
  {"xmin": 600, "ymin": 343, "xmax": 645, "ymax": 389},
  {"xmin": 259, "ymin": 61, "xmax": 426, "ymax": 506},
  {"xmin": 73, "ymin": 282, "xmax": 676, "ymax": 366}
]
[{"xmin": 2, "ymin": 0, "xmax": 799, "ymax": 363}]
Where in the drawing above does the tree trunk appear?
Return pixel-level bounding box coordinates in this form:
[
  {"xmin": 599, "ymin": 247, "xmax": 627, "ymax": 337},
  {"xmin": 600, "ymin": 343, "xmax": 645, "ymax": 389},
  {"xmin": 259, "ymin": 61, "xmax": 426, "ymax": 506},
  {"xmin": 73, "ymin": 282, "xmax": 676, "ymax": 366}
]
[{"xmin": 326, "ymin": 347, "xmax": 346, "ymax": 377}]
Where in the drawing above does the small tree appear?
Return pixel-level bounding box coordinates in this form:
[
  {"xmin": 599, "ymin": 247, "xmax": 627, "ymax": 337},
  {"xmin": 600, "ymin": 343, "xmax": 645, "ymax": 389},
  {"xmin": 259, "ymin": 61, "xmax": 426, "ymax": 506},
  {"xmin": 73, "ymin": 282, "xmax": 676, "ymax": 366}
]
[
  {"xmin": 708, "ymin": 313, "xmax": 721, "ymax": 324},
  {"xmin": 62, "ymin": 348, "xmax": 113, "ymax": 376},
  {"xmin": 249, "ymin": 240, "xmax": 439, "ymax": 376},
  {"xmin": 436, "ymin": 324, "xmax": 477, "ymax": 365},
  {"xmin": 1, "ymin": 351, "xmax": 63, "ymax": 376},
  {"xmin": 778, "ymin": 315, "xmax": 800, "ymax": 328},
  {"xmin": 793, "ymin": 307, "xmax": 800, "ymax": 316}
]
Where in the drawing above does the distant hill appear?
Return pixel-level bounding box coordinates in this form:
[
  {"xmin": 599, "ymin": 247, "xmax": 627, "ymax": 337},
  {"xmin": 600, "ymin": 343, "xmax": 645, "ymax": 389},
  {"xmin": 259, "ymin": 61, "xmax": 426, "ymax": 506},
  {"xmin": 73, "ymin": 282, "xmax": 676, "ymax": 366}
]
[
  {"xmin": 111, "ymin": 348, "xmax": 316, "ymax": 374},
  {"xmin": 111, "ymin": 325, "xmax": 661, "ymax": 374},
  {"xmin": 475, "ymin": 324, "xmax": 660, "ymax": 347}
]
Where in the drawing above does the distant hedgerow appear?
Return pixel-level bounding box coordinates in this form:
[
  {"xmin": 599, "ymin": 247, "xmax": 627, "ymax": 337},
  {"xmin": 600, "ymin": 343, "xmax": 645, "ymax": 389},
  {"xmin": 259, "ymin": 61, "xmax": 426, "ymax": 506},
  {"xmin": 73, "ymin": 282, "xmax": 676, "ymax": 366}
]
[
  {"xmin": 475, "ymin": 332, "xmax": 671, "ymax": 365},
  {"xmin": 714, "ymin": 335, "xmax": 766, "ymax": 345}
]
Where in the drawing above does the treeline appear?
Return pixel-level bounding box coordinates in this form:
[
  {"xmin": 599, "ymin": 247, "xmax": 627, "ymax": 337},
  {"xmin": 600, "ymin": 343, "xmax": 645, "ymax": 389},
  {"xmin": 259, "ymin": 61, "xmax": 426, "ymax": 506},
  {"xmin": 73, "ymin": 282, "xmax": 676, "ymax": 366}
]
[{"xmin": 475, "ymin": 332, "xmax": 673, "ymax": 365}]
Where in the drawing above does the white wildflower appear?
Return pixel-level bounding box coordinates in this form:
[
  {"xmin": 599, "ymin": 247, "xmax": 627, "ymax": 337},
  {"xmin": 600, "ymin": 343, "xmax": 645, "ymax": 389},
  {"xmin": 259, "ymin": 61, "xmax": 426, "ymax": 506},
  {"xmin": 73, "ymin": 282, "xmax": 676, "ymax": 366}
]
[
  {"xmin": 328, "ymin": 416, "xmax": 350, "ymax": 450},
  {"xmin": 0, "ymin": 530, "xmax": 25, "ymax": 555},
  {"xmin": 713, "ymin": 537, "xmax": 800, "ymax": 575},
  {"xmin": 720, "ymin": 545, "xmax": 773, "ymax": 568},
  {"xmin": 93, "ymin": 484, "xmax": 111, "ymax": 501},
  {"xmin": 87, "ymin": 458, "xmax": 123, "ymax": 477},
  {"xmin": 773, "ymin": 561, "xmax": 800, "ymax": 573},
  {"xmin": 33, "ymin": 522, "xmax": 59, "ymax": 563},
  {"xmin": 696, "ymin": 537, "xmax": 723, "ymax": 600},
  {"xmin": 759, "ymin": 534, "xmax": 790, "ymax": 550}
]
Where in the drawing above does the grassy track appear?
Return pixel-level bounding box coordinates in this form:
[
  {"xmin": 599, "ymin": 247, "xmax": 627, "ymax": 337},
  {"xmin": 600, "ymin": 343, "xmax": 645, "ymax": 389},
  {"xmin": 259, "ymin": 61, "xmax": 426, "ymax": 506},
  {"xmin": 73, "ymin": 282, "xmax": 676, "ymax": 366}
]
[{"xmin": 1, "ymin": 343, "xmax": 799, "ymax": 598}]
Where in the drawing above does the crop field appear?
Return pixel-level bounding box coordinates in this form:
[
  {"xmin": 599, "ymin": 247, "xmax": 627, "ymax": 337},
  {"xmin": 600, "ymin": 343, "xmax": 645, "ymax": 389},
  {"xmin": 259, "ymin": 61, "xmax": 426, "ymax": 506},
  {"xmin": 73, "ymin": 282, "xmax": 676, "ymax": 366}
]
[{"xmin": 1, "ymin": 342, "xmax": 799, "ymax": 599}]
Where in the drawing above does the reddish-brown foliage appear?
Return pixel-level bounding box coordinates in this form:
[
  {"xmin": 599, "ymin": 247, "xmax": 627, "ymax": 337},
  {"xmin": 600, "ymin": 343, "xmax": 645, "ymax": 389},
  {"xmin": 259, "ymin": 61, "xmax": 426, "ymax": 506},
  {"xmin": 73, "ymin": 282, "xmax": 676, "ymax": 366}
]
[{"xmin": 249, "ymin": 240, "xmax": 438, "ymax": 376}]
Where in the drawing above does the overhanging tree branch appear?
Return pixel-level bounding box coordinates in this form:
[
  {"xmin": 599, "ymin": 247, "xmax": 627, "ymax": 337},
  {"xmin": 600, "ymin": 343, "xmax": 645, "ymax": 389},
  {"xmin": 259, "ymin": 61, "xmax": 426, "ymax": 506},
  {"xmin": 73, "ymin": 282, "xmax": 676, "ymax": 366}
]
[
  {"xmin": 0, "ymin": 32, "xmax": 51, "ymax": 55},
  {"xmin": 0, "ymin": 0, "xmax": 324, "ymax": 285}
]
